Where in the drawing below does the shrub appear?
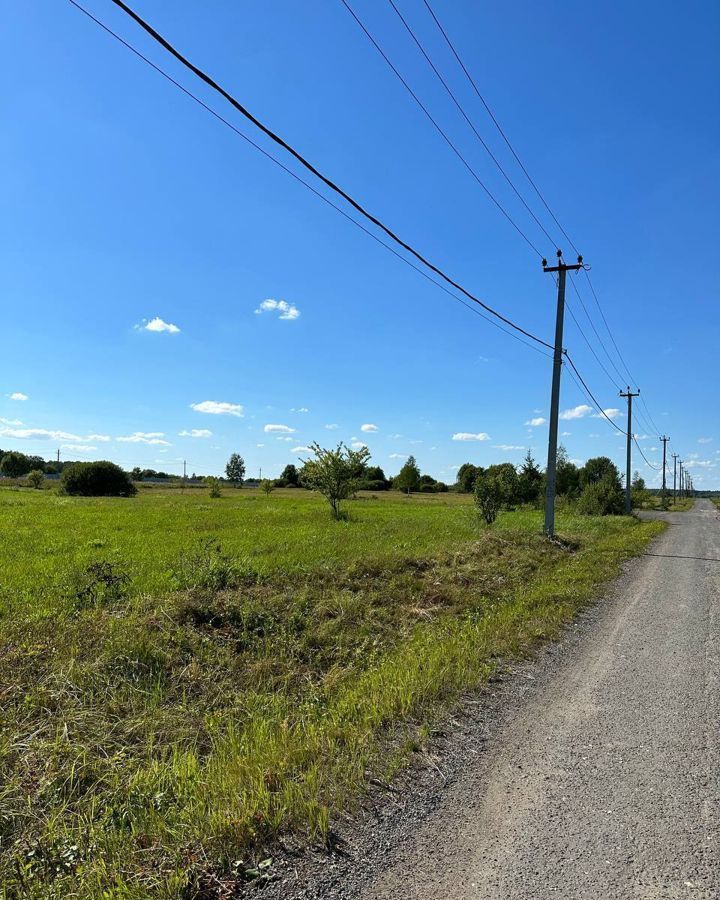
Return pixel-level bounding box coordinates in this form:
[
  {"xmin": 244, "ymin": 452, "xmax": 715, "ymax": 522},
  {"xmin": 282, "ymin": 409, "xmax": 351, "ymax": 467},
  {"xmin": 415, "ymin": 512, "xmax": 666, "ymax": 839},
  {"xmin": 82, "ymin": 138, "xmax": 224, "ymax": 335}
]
[
  {"xmin": 61, "ymin": 461, "xmax": 137, "ymax": 497},
  {"xmin": 0, "ymin": 451, "xmax": 34, "ymax": 479},
  {"xmin": 171, "ymin": 539, "xmax": 248, "ymax": 591},
  {"xmin": 207, "ymin": 477, "xmax": 222, "ymax": 498},
  {"xmin": 474, "ymin": 472, "xmax": 505, "ymax": 525},
  {"xmin": 577, "ymin": 474, "xmax": 624, "ymax": 516},
  {"xmin": 27, "ymin": 469, "xmax": 45, "ymax": 490},
  {"xmin": 66, "ymin": 560, "xmax": 130, "ymax": 609},
  {"xmin": 260, "ymin": 479, "xmax": 275, "ymax": 496}
]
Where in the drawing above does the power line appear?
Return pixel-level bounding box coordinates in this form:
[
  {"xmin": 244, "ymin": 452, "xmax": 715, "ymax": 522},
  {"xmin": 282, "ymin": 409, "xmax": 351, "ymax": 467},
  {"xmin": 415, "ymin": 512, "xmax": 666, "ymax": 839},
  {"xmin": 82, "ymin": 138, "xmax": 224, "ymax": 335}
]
[
  {"xmin": 385, "ymin": 0, "xmax": 559, "ymax": 250},
  {"xmin": 633, "ymin": 435, "xmax": 660, "ymax": 471},
  {"xmin": 421, "ymin": 0, "xmax": 579, "ymax": 256},
  {"xmin": 71, "ymin": 0, "xmax": 554, "ymax": 352},
  {"xmin": 563, "ymin": 351, "xmax": 626, "ymax": 435},
  {"xmin": 338, "ymin": 0, "xmax": 546, "ymax": 259}
]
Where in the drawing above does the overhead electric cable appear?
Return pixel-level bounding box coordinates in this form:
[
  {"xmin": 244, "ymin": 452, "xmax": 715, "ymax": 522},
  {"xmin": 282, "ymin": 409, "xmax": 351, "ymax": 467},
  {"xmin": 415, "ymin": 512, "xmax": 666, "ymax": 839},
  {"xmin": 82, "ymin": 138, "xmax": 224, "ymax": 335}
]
[
  {"xmin": 633, "ymin": 436, "xmax": 661, "ymax": 471},
  {"xmin": 385, "ymin": 0, "xmax": 559, "ymax": 250},
  {"xmin": 80, "ymin": 0, "xmax": 554, "ymax": 350},
  {"xmin": 563, "ymin": 351, "xmax": 626, "ymax": 435},
  {"xmin": 422, "ymin": 0, "xmax": 579, "ymax": 255},
  {"xmin": 68, "ymin": 0, "xmax": 553, "ymax": 358},
  {"xmin": 338, "ymin": 0, "xmax": 545, "ymax": 258}
]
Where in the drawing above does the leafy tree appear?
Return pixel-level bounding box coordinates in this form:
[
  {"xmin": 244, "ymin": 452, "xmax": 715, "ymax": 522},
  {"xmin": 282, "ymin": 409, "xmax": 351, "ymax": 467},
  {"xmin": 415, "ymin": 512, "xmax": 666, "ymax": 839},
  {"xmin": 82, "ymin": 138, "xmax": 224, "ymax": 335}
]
[
  {"xmin": 225, "ymin": 453, "xmax": 246, "ymax": 488},
  {"xmin": 580, "ymin": 456, "xmax": 620, "ymax": 488},
  {"xmin": 0, "ymin": 451, "xmax": 33, "ymax": 479},
  {"xmin": 577, "ymin": 474, "xmax": 624, "ymax": 516},
  {"xmin": 631, "ymin": 471, "xmax": 648, "ymax": 509},
  {"xmin": 27, "ymin": 469, "xmax": 45, "ymax": 490},
  {"xmin": 474, "ymin": 471, "xmax": 505, "ymax": 525},
  {"xmin": 260, "ymin": 478, "xmax": 275, "ymax": 496},
  {"xmin": 556, "ymin": 445, "xmax": 581, "ymax": 497},
  {"xmin": 61, "ymin": 461, "xmax": 137, "ymax": 497},
  {"xmin": 395, "ymin": 455, "xmax": 421, "ymax": 495},
  {"xmin": 518, "ymin": 450, "xmax": 543, "ymax": 506},
  {"xmin": 207, "ymin": 476, "xmax": 222, "ymax": 498},
  {"xmin": 456, "ymin": 462, "xmax": 482, "ymax": 493},
  {"xmin": 486, "ymin": 462, "xmax": 520, "ymax": 507},
  {"xmin": 300, "ymin": 442, "xmax": 371, "ymax": 519},
  {"xmin": 280, "ymin": 463, "xmax": 300, "ymax": 487},
  {"xmin": 130, "ymin": 467, "xmax": 143, "ymax": 481}
]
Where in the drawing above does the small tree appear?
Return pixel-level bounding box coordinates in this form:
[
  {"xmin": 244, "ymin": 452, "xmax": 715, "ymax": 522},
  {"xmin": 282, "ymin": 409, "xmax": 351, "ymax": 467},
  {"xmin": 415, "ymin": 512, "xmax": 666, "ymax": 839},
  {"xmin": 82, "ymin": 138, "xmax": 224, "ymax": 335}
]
[
  {"xmin": 260, "ymin": 478, "xmax": 275, "ymax": 496},
  {"xmin": 225, "ymin": 453, "xmax": 246, "ymax": 488},
  {"xmin": 395, "ymin": 455, "xmax": 421, "ymax": 495},
  {"xmin": 518, "ymin": 450, "xmax": 543, "ymax": 506},
  {"xmin": 631, "ymin": 472, "xmax": 648, "ymax": 509},
  {"xmin": 207, "ymin": 476, "xmax": 222, "ymax": 498},
  {"xmin": 456, "ymin": 462, "xmax": 482, "ymax": 493},
  {"xmin": 27, "ymin": 469, "xmax": 45, "ymax": 490},
  {"xmin": 474, "ymin": 472, "xmax": 504, "ymax": 525},
  {"xmin": 279, "ymin": 464, "xmax": 300, "ymax": 487},
  {"xmin": 130, "ymin": 467, "xmax": 143, "ymax": 481},
  {"xmin": 300, "ymin": 442, "xmax": 371, "ymax": 519}
]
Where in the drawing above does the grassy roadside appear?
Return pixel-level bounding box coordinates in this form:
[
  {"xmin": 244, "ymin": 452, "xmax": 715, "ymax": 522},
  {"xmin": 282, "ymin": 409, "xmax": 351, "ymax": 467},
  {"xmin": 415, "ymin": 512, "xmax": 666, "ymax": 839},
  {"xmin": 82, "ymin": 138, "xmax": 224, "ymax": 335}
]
[
  {"xmin": 639, "ymin": 496, "xmax": 694, "ymax": 512},
  {"xmin": 0, "ymin": 494, "xmax": 664, "ymax": 897}
]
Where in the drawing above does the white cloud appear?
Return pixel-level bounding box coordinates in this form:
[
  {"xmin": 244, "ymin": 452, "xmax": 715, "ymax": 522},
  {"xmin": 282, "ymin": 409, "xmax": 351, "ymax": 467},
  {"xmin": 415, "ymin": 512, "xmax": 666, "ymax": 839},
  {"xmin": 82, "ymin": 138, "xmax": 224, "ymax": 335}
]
[
  {"xmin": 179, "ymin": 428, "xmax": 212, "ymax": 438},
  {"xmin": 277, "ymin": 436, "xmax": 293, "ymax": 442},
  {"xmin": 116, "ymin": 432, "xmax": 171, "ymax": 445},
  {"xmin": 361, "ymin": 423, "xmax": 378, "ymax": 432},
  {"xmin": 561, "ymin": 431, "xmax": 571, "ymax": 436},
  {"xmin": 685, "ymin": 459, "xmax": 715, "ymax": 469},
  {"xmin": 0, "ymin": 417, "xmax": 23, "ymax": 426},
  {"xmin": 264, "ymin": 424, "xmax": 295, "ymax": 433},
  {"xmin": 525, "ymin": 417, "xmax": 546, "ymax": 427},
  {"xmin": 452, "ymin": 432, "xmax": 490, "ymax": 442},
  {"xmin": 389, "ymin": 453, "xmax": 407, "ymax": 459},
  {"xmin": 351, "ymin": 441, "xmax": 367, "ymax": 450},
  {"xmin": 1, "ymin": 427, "xmax": 88, "ymax": 442},
  {"xmin": 291, "ymin": 407, "xmax": 310, "ymax": 413},
  {"xmin": 137, "ymin": 316, "xmax": 180, "ymax": 334},
  {"xmin": 698, "ymin": 437, "xmax": 713, "ymax": 444},
  {"xmin": 61, "ymin": 444, "xmax": 96, "ymax": 452},
  {"xmin": 559, "ymin": 404, "xmax": 593, "ymax": 421},
  {"xmin": 254, "ymin": 298, "xmax": 300, "ymax": 320},
  {"xmin": 593, "ymin": 408, "xmax": 621, "ymax": 419},
  {"xmin": 87, "ymin": 433, "xmax": 111, "ymax": 442},
  {"xmin": 9, "ymin": 392, "xmax": 28, "ymax": 401},
  {"xmin": 256, "ymin": 443, "xmax": 265, "ymax": 448},
  {"xmin": 291, "ymin": 445, "xmax": 313, "ymax": 454},
  {"xmin": 494, "ymin": 444, "xmax": 525, "ymax": 451},
  {"xmin": 191, "ymin": 400, "xmax": 244, "ymax": 417},
  {"xmin": 324, "ymin": 423, "xmax": 339, "ymax": 430}
]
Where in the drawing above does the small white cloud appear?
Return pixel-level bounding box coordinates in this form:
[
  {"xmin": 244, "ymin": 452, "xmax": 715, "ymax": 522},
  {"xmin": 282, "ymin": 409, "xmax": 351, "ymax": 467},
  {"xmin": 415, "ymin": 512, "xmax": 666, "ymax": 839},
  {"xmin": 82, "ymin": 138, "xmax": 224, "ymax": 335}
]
[
  {"xmin": 452, "ymin": 432, "xmax": 490, "ymax": 442},
  {"xmin": 291, "ymin": 446, "xmax": 313, "ymax": 454},
  {"xmin": 277, "ymin": 436, "xmax": 293, "ymax": 442},
  {"xmin": 61, "ymin": 444, "xmax": 96, "ymax": 452},
  {"xmin": 361, "ymin": 423, "xmax": 378, "ymax": 432},
  {"xmin": 255, "ymin": 298, "xmax": 300, "ymax": 320},
  {"xmin": 87, "ymin": 433, "xmax": 111, "ymax": 442},
  {"xmin": 559, "ymin": 405, "xmax": 592, "ymax": 421},
  {"xmin": 137, "ymin": 316, "xmax": 181, "ymax": 334},
  {"xmin": 593, "ymin": 408, "xmax": 621, "ymax": 419},
  {"xmin": 389, "ymin": 453, "xmax": 407, "ymax": 459},
  {"xmin": 324, "ymin": 423, "xmax": 339, "ymax": 430},
  {"xmin": 179, "ymin": 428, "xmax": 212, "ymax": 438},
  {"xmin": 0, "ymin": 417, "xmax": 23, "ymax": 426},
  {"xmin": 256, "ymin": 443, "xmax": 265, "ymax": 448},
  {"xmin": 264, "ymin": 424, "xmax": 295, "ymax": 433},
  {"xmin": 698, "ymin": 437, "xmax": 713, "ymax": 444},
  {"xmin": 291, "ymin": 407, "xmax": 310, "ymax": 413},
  {"xmin": 351, "ymin": 441, "xmax": 367, "ymax": 450},
  {"xmin": 116, "ymin": 432, "xmax": 171, "ymax": 445},
  {"xmin": 525, "ymin": 417, "xmax": 546, "ymax": 427},
  {"xmin": 9, "ymin": 392, "xmax": 28, "ymax": 401},
  {"xmin": 1, "ymin": 427, "xmax": 85, "ymax": 442},
  {"xmin": 561, "ymin": 431, "xmax": 571, "ymax": 436},
  {"xmin": 493, "ymin": 444, "xmax": 525, "ymax": 451},
  {"xmin": 191, "ymin": 400, "xmax": 244, "ymax": 417}
]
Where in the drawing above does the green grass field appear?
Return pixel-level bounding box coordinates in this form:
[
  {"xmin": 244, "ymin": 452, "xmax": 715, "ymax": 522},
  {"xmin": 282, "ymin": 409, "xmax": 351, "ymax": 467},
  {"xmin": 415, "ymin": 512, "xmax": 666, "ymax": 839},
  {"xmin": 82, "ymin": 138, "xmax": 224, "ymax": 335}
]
[{"xmin": 0, "ymin": 485, "xmax": 665, "ymax": 897}]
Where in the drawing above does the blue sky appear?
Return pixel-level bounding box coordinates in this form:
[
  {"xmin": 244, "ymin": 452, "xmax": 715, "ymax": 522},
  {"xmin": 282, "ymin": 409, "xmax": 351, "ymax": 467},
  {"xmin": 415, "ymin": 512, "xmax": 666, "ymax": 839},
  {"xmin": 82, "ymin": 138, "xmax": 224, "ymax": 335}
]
[{"xmin": 1, "ymin": 0, "xmax": 718, "ymax": 486}]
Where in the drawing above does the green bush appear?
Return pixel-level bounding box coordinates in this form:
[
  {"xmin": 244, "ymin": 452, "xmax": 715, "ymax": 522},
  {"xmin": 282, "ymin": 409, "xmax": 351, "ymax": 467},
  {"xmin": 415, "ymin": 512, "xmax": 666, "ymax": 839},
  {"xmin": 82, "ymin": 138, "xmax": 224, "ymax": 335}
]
[
  {"xmin": 27, "ymin": 469, "xmax": 45, "ymax": 490},
  {"xmin": 61, "ymin": 461, "xmax": 136, "ymax": 497},
  {"xmin": 577, "ymin": 474, "xmax": 624, "ymax": 516},
  {"xmin": 474, "ymin": 472, "xmax": 505, "ymax": 525}
]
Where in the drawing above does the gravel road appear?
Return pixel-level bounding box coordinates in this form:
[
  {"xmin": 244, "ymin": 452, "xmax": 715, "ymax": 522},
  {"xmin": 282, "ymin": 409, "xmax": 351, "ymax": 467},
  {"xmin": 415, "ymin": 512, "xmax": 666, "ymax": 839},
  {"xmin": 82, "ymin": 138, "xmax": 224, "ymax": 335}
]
[{"xmin": 363, "ymin": 500, "xmax": 720, "ymax": 899}]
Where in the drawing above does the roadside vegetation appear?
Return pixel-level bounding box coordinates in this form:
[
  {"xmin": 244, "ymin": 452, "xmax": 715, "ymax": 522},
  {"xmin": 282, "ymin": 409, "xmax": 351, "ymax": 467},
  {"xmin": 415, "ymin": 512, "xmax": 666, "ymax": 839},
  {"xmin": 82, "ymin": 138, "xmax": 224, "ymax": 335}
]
[{"xmin": 0, "ymin": 482, "xmax": 664, "ymax": 897}]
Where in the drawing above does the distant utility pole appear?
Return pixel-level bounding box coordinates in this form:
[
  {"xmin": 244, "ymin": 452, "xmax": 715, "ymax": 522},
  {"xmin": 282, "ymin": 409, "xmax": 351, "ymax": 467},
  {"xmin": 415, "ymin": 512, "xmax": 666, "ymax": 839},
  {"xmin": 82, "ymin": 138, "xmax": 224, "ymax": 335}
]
[
  {"xmin": 57, "ymin": 448, "xmax": 60, "ymax": 464},
  {"xmin": 679, "ymin": 460, "xmax": 684, "ymax": 499},
  {"xmin": 659, "ymin": 435, "xmax": 669, "ymax": 496},
  {"xmin": 619, "ymin": 386, "xmax": 640, "ymax": 515},
  {"xmin": 672, "ymin": 453, "xmax": 678, "ymax": 502},
  {"xmin": 543, "ymin": 250, "xmax": 584, "ymax": 537}
]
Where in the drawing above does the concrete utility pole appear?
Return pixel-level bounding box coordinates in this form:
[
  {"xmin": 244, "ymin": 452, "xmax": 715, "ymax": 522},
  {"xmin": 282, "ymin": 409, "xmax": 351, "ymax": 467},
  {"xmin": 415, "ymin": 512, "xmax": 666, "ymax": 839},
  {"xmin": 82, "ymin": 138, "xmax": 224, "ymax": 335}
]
[
  {"xmin": 620, "ymin": 386, "xmax": 640, "ymax": 515},
  {"xmin": 672, "ymin": 453, "xmax": 678, "ymax": 503},
  {"xmin": 660, "ymin": 435, "xmax": 669, "ymax": 498},
  {"xmin": 679, "ymin": 460, "xmax": 684, "ymax": 499},
  {"xmin": 543, "ymin": 250, "xmax": 584, "ymax": 537}
]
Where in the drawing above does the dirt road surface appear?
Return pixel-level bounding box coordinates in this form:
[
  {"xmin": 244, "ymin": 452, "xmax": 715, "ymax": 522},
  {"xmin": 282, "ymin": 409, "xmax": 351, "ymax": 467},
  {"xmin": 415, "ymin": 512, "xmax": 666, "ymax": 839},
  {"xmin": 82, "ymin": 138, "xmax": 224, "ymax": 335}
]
[{"xmin": 361, "ymin": 500, "xmax": 719, "ymax": 899}]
